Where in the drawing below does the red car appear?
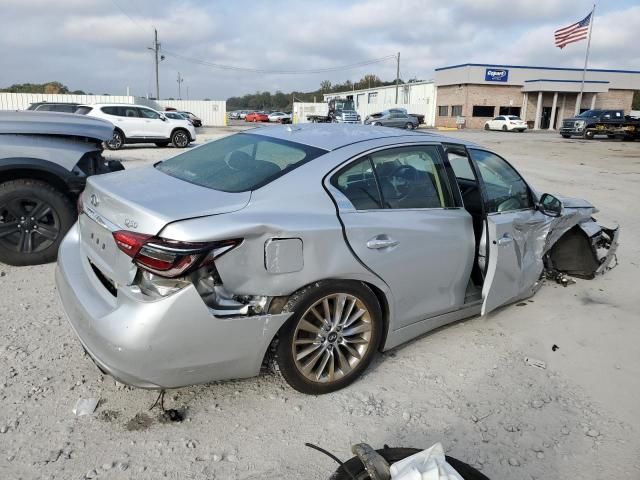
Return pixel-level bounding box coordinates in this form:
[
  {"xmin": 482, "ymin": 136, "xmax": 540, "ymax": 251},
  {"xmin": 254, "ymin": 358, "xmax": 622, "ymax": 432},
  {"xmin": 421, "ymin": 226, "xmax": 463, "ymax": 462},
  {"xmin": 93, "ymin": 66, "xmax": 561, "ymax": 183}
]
[{"xmin": 245, "ymin": 111, "xmax": 269, "ymax": 122}]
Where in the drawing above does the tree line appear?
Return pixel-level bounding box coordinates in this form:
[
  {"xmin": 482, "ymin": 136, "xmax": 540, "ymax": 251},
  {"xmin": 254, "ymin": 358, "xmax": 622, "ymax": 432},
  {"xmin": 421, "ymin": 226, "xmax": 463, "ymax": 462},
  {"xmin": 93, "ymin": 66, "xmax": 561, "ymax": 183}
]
[{"xmin": 0, "ymin": 81, "xmax": 87, "ymax": 95}]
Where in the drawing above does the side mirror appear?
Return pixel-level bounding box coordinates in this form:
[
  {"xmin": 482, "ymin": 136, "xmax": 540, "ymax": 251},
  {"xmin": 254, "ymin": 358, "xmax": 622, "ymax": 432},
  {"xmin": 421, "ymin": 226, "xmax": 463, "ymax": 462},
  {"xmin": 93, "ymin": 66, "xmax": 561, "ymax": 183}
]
[
  {"xmin": 159, "ymin": 114, "xmax": 167, "ymax": 121},
  {"xmin": 538, "ymin": 193, "xmax": 563, "ymax": 217}
]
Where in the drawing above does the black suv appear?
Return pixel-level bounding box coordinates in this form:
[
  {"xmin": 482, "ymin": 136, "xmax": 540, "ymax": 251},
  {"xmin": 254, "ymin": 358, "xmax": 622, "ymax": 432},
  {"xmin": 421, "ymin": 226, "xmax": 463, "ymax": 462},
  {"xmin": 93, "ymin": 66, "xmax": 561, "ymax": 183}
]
[{"xmin": 27, "ymin": 102, "xmax": 82, "ymax": 113}]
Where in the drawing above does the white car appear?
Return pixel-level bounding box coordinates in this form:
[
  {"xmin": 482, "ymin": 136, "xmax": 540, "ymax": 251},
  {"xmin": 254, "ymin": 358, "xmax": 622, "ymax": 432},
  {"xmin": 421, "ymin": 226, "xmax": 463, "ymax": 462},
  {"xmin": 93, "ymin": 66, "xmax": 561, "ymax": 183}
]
[
  {"xmin": 75, "ymin": 104, "xmax": 196, "ymax": 150},
  {"xmin": 268, "ymin": 111, "xmax": 292, "ymax": 122},
  {"xmin": 484, "ymin": 115, "xmax": 527, "ymax": 132}
]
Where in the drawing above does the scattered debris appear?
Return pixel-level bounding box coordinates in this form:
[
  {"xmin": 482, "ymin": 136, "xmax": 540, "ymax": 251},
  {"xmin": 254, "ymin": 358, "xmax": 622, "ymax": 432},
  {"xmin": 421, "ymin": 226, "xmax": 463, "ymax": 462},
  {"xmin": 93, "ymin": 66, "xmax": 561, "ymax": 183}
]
[
  {"xmin": 546, "ymin": 270, "xmax": 576, "ymax": 287},
  {"xmin": 552, "ymin": 344, "xmax": 560, "ymax": 352},
  {"xmin": 125, "ymin": 413, "xmax": 153, "ymax": 432},
  {"xmin": 524, "ymin": 357, "xmax": 547, "ymax": 370},
  {"xmin": 73, "ymin": 398, "xmax": 99, "ymax": 416},
  {"xmin": 159, "ymin": 408, "xmax": 185, "ymax": 423}
]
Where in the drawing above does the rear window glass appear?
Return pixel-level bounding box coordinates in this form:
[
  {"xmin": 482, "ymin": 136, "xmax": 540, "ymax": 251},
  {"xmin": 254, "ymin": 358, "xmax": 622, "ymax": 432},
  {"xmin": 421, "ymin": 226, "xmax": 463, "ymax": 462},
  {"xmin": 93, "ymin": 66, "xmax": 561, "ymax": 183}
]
[
  {"xmin": 75, "ymin": 106, "xmax": 93, "ymax": 115},
  {"xmin": 155, "ymin": 133, "xmax": 327, "ymax": 192}
]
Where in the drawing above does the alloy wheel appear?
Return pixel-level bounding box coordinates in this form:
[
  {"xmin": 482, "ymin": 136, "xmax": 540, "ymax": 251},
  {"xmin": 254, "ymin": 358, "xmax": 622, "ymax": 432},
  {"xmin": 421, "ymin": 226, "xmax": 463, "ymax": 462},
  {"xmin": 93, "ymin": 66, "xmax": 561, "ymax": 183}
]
[
  {"xmin": 0, "ymin": 198, "xmax": 60, "ymax": 254},
  {"xmin": 108, "ymin": 131, "xmax": 123, "ymax": 149},
  {"xmin": 173, "ymin": 131, "xmax": 189, "ymax": 147},
  {"xmin": 292, "ymin": 293, "xmax": 373, "ymax": 383}
]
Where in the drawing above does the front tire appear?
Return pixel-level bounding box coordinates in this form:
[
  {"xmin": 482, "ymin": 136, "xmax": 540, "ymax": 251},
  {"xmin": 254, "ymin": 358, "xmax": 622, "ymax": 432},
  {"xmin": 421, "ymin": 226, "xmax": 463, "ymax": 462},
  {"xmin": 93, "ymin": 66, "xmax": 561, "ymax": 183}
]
[
  {"xmin": 275, "ymin": 281, "xmax": 382, "ymax": 394},
  {"xmin": 484, "ymin": 123, "xmax": 490, "ymax": 130},
  {"xmin": 0, "ymin": 179, "xmax": 75, "ymax": 266},
  {"xmin": 584, "ymin": 129, "xmax": 595, "ymax": 139},
  {"xmin": 171, "ymin": 129, "xmax": 190, "ymax": 148},
  {"xmin": 105, "ymin": 129, "xmax": 124, "ymax": 150},
  {"xmin": 405, "ymin": 122, "xmax": 415, "ymax": 130},
  {"xmin": 502, "ymin": 125, "xmax": 508, "ymax": 131},
  {"xmin": 372, "ymin": 122, "xmax": 382, "ymax": 127}
]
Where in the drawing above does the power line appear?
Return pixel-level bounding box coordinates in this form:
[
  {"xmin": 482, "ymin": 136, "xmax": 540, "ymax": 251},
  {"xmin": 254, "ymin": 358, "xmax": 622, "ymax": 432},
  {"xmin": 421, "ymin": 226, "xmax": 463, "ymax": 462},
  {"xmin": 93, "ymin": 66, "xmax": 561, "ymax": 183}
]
[
  {"xmin": 161, "ymin": 50, "xmax": 397, "ymax": 75},
  {"xmin": 109, "ymin": 0, "xmax": 151, "ymax": 31}
]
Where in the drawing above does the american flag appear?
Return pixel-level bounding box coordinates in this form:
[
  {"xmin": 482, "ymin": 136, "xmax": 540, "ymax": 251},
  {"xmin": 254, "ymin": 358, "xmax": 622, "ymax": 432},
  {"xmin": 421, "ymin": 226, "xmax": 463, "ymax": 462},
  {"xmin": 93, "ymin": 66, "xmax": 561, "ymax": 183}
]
[{"xmin": 554, "ymin": 12, "xmax": 592, "ymax": 49}]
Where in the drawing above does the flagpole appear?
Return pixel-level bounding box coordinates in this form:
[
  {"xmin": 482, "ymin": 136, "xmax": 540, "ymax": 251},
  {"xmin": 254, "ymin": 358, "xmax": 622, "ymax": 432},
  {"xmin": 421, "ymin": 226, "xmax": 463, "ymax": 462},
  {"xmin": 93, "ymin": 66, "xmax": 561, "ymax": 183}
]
[{"xmin": 575, "ymin": 4, "xmax": 596, "ymax": 115}]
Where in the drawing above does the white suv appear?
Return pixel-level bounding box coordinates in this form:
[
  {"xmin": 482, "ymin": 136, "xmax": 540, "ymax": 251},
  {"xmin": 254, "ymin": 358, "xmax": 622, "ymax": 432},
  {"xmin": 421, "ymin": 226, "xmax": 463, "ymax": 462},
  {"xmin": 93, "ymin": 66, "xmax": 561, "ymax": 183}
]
[{"xmin": 76, "ymin": 104, "xmax": 196, "ymax": 150}]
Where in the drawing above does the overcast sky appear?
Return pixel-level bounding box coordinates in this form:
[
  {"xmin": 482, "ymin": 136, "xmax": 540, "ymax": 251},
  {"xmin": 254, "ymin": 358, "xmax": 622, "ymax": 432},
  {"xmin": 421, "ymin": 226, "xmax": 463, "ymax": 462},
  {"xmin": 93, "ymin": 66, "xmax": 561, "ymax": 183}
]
[{"xmin": 2, "ymin": 0, "xmax": 639, "ymax": 99}]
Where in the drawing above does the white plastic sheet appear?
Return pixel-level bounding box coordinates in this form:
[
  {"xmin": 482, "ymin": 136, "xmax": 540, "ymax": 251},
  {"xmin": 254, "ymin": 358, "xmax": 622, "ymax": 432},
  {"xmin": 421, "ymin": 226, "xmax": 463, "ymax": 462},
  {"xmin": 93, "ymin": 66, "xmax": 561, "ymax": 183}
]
[{"xmin": 390, "ymin": 443, "xmax": 463, "ymax": 480}]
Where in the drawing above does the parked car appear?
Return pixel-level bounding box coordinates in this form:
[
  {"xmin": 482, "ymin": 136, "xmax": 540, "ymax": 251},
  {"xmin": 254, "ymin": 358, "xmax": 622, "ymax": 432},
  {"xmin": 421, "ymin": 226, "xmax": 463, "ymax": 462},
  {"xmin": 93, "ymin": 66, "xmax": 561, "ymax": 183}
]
[
  {"xmin": 179, "ymin": 111, "xmax": 202, "ymax": 127},
  {"xmin": 238, "ymin": 110, "xmax": 250, "ymax": 120},
  {"xmin": 385, "ymin": 108, "xmax": 425, "ymax": 125},
  {"xmin": 484, "ymin": 115, "xmax": 527, "ymax": 132},
  {"xmin": 0, "ymin": 111, "xmax": 123, "ymax": 266},
  {"xmin": 228, "ymin": 111, "xmax": 241, "ymax": 120},
  {"xmin": 268, "ymin": 111, "xmax": 292, "ymax": 123},
  {"xmin": 165, "ymin": 111, "xmax": 191, "ymax": 123},
  {"xmin": 245, "ymin": 111, "xmax": 269, "ymax": 122},
  {"xmin": 364, "ymin": 111, "xmax": 419, "ymax": 129},
  {"xmin": 27, "ymin": 102, "xmax": 81, "ymax": 113},
  {"xmin": 56, "ymin": 124, "xmax": 618, "ymax": 395},
  {"xmin": 559, "ymin": 109, "xmax": 625, "ymax": 139},
  {"xmin": 76, "ymin": 104, "xmax": 196, "ymax": 150}
]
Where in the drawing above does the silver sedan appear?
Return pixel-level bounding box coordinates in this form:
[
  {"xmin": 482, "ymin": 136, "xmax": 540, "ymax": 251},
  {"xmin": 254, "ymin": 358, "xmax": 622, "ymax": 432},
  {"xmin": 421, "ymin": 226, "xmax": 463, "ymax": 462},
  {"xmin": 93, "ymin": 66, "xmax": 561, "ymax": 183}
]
[{"xmin": 55, "ymin": 124, "xmax": 618, "ymax": 394}]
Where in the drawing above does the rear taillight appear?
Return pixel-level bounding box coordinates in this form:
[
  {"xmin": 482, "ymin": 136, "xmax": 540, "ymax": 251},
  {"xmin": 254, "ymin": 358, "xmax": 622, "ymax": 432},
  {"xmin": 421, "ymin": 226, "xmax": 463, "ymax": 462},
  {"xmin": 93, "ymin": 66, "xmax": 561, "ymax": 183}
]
[{"xmin": 112, "ymin": 230, "xmax": 241, "ymax": 278}]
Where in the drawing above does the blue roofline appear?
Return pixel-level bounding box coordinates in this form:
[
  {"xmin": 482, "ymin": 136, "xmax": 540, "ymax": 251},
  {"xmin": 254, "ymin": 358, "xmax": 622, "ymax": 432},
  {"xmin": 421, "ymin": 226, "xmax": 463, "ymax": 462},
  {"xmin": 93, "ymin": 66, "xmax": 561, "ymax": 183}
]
[
  {"xmin": 524, "ymin": 79, "xmax": 610, "ymax": 84},
  {"xmin": 435, "ymin": 63, "xmax": 640, "ymax": 74}
]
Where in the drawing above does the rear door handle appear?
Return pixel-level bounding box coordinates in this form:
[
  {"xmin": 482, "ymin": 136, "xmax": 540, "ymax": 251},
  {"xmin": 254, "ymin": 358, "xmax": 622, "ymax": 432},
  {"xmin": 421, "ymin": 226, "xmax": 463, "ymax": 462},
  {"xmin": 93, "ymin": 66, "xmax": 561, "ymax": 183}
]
[{"xmin": 367, "ymin": 236, "xmax": 399, "ymax": 249}]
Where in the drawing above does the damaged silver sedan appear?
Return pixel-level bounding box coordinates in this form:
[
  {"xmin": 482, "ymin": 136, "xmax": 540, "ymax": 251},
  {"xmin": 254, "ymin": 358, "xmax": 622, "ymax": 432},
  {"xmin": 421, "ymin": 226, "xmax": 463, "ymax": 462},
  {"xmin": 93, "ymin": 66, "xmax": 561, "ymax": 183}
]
[{"xmin": 55, "ymin": 124, "xmax": 618, "ymax": 394}]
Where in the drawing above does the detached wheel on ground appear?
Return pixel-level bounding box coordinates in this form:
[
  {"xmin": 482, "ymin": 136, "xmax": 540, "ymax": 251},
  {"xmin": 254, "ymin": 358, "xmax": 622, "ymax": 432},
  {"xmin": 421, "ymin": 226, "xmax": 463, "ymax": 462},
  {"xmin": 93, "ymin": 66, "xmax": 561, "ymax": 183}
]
[
  {"xmin": 0, "ymin": 179, "xmax": 75, "ymax": 266},
  {"xmin": 330, "ymin": 447, "xmax": 490, "ymax": 480},
  {"xmin": 105, "ymin": 129, "xmax": 124, "ymax": 150},
  {"xmin": 275, "ymin": 281, "xmax": 382, "ymax": 394},
  {"xmin": 171, "ymin": 129, "xmax": 190, "ymax": 148}
]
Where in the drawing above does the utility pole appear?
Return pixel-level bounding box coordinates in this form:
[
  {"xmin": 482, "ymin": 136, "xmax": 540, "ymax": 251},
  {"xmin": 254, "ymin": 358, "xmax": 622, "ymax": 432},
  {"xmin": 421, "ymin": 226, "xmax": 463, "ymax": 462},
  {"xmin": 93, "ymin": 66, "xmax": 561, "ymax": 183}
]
[
  {"xmin": 177, "ymin": 72, "xmax": 184, "ymax": 99},
  {"xmin": 395, "ymin": 52, "xmax": 401, "ymax": 104},
  {"xmin": 147, "ymin": 29, "xmax": 162, "ymax": 100}
]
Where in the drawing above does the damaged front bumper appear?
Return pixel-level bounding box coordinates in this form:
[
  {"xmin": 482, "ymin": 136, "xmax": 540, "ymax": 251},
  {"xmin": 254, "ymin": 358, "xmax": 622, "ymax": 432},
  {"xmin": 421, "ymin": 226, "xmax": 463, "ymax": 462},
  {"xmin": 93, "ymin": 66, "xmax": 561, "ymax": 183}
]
[
  {"xmin": 545, "ymin": 220, "xmax": 619, "ymax": 279},
  {"xmin": 55, "ymin": 223, "xmax": 291, "ymax": 389}
]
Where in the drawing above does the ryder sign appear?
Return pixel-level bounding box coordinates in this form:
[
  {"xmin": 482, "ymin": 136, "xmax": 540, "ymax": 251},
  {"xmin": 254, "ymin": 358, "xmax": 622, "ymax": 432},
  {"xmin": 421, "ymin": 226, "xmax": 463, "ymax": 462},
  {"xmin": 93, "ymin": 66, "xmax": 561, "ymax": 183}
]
[{"xmin": 485, "ymin": 68, "xmax": 509, "ymax": 82}]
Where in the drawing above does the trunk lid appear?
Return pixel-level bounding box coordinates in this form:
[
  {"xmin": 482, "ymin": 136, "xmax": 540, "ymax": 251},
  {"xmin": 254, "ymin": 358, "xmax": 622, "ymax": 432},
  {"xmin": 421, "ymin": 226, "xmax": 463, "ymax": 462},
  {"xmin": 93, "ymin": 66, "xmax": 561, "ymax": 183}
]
[{"xmin": 79, "ymin": 166, "xmax": 251, "ymax": 286}]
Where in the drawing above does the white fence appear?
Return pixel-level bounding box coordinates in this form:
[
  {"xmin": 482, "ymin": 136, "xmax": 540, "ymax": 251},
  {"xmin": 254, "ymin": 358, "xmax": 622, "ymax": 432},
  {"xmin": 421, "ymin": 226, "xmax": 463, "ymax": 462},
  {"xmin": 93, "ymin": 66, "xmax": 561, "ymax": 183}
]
[
  {"xmin": 293, "ymin": 101, "xmax": 435, "ymax": 126},
  {"xmin": 0, "ymin": 93, "xmax": 227, "ymax": 126}
]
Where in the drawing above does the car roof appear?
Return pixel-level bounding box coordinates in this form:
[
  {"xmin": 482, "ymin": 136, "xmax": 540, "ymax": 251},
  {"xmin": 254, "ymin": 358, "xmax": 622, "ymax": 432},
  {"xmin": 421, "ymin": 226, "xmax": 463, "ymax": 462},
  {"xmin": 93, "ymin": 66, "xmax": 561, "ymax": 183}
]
[
  {"xmin": 248, "ymin": 123, "xmax": 479, "ymax": 151},
  {"xmin": 79, "ymin": 103, "xmax": 158, "ymax": 108}
]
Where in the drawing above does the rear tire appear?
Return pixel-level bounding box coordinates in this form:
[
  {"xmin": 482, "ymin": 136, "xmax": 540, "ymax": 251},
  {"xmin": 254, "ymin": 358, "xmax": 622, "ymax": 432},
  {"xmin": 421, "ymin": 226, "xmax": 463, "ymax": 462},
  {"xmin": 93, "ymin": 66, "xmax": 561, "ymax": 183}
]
[
  {"xmin": 0, "ymin": 179, "xmax": 75, "ymax": 266},
  {"xmin": 171, "ymin": 129, "xmax": 190, "ymax": 148},
  {"xmin": 484, "ymin": 124, "xmax": 490, "ymax": 130},
  {"xmin": 405, "ymin": 122, "xmax": 415, "ymax": 130},
  {"xmin": 275, "ymin": 281, "xmax": 382, "ymax": 394},
  {"xmin": 502, "ymin": 125, "xmax": 508, "ymax": 131},
  {"xmin": 105, "ymin": 129, "xmax": 124, "ymax": 150}
]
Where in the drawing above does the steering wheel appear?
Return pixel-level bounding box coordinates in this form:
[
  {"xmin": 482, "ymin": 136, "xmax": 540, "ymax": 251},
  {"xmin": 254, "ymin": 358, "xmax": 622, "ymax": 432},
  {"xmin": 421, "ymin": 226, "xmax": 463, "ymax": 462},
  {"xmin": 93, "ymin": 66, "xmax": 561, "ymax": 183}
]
[{"xmin": 388, "ymin": 164, "xmax": 418, "ymax": 200}]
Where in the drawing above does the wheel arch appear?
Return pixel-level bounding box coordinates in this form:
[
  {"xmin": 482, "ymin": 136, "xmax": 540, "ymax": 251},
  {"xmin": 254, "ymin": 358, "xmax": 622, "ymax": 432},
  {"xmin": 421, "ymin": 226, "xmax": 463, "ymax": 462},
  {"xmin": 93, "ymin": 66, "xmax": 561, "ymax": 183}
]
[{"xmin": 0, "ymin": 158, "xmax": 80, "ymax": 198}]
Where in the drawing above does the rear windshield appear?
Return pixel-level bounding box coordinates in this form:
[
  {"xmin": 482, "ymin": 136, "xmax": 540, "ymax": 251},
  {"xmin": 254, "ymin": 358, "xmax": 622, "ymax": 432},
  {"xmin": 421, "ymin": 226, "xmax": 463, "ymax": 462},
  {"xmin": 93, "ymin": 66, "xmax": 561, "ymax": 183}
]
[{"xmin": 155, "ymin": 133, "xmax": 327, "ymax": 192}]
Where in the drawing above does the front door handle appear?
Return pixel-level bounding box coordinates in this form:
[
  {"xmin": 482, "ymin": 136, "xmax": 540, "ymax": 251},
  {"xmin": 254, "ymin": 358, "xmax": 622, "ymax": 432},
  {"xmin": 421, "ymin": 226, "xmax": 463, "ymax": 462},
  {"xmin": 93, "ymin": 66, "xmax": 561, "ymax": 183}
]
[
  {"xmin": 367, "ymin": 235, "xmax": 399, "ymax": 249},
  {"xmin": 496, "ymin": 234, "xmax": 513, "ymax": 247}
]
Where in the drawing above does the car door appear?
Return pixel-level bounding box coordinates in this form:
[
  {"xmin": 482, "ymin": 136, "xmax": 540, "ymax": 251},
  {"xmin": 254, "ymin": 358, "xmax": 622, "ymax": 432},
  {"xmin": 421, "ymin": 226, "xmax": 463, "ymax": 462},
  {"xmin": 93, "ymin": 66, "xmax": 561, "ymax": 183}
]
[
  {"xmin": 137, "ymin": 107, "xmax": 167, "ymax": 138},
  {"xmin": 113, "ymin": 106, "xmax": 145, "ymax": 138},
  {"xmin": 330, "ymin": 144, "xmax": 475, "ymax": 328},
  {"xmin": 468, "ymin": 148, "xmax": 547, "ymax": 314}
]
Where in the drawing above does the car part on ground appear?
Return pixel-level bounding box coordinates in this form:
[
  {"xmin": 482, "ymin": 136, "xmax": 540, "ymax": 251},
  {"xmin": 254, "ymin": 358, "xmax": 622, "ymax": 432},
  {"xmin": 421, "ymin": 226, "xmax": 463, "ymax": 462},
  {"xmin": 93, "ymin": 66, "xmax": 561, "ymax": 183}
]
[
  {"xmin": 0, "ymin": 111, "xmax": 123, "ymax": 266},
  {"xmin": 76, "ymin": 103, "xmax": 196, "ymax": 150},
  {"xmin": 55, "ymin": 124, "xmax": 619, "ymax": 394}
]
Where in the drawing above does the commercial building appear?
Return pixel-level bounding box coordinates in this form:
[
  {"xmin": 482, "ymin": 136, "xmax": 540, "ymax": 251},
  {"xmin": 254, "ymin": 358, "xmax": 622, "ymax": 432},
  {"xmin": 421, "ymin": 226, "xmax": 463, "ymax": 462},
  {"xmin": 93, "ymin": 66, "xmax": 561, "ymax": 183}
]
[{"xmin": 434, "ymin": 63, "xmax": 640, "ymax": 129}]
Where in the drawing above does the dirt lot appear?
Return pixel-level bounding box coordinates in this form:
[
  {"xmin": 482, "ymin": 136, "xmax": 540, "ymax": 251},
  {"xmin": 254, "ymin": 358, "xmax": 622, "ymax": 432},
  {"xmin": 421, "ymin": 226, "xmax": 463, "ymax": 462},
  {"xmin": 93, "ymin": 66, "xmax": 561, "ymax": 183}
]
[{"xmin": 1, "ymin": 126, "xmax": 639, "ymax": 479}]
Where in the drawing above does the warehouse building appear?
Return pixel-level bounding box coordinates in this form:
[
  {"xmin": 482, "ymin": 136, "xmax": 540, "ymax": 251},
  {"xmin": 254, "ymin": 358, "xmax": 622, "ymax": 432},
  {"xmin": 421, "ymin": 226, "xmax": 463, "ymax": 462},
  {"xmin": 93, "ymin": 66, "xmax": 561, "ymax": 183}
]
[{"xmin": 434, "ymin": 63, "xmax": 640, "ymax": 129}]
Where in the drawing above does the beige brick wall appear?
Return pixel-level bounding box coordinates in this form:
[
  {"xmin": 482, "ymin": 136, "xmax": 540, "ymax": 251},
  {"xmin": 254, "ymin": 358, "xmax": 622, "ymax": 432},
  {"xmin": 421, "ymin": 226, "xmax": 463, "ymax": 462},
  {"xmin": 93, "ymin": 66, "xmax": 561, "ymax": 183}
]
[{"xmin": 436, "ymin": 85, "xmax": 636, "ymax": 129}]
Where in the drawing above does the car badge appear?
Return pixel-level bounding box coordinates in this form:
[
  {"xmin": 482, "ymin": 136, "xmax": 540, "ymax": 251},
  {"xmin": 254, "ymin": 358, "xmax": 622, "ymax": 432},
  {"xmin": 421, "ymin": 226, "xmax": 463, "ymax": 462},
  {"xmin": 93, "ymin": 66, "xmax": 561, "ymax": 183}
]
[{"xmin": 90, "ymin": 194, "xmax": 99, "ymax": 207}]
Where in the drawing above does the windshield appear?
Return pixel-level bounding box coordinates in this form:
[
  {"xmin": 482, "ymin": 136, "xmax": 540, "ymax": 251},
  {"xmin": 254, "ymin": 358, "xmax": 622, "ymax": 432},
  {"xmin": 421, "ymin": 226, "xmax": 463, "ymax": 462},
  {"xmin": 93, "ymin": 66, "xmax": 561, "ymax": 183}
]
[
  {"xmin": 577, "ymin": 110, "xmax": 601, "ymax": 118},
  {"xmin": 155, "ymin": 133, "xmax": 327, "ymax": 192}
]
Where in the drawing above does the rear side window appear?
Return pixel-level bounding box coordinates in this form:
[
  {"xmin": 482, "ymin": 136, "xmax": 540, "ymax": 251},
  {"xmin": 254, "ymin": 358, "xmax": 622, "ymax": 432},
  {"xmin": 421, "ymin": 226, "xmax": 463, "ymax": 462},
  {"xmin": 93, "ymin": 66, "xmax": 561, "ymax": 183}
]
[
  {"xmin": 75, "ymin": 106, "xmax": 93, "ymax": 115},
  {"xmin": 101, "ymin": 106, "xmax": 119, "ymax": 116},
  {"xmin": 139, "ymin": 108, "xmax": 160, "ymax": 119},
  {"xmin": 333, "ymin": 145, "xmax": 454, "ymax": 210},
  {"xmin": 156, "ymin": 133, "xmax": 327, "ymax": 192}
]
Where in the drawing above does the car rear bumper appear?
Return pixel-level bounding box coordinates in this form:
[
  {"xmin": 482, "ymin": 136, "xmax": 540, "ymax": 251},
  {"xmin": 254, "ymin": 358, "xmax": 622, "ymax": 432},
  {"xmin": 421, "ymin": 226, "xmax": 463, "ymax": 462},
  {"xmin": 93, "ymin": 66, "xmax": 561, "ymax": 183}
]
[{"xmin": 55, "ymin": 223, "xmax": 290, "ymax": 389}]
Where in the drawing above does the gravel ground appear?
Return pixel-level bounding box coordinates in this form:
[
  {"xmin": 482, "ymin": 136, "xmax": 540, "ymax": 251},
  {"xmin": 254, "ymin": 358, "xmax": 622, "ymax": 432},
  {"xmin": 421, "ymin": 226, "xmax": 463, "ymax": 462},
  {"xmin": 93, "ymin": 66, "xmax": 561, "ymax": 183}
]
[{"xmin": 1, "ymin": 127, "xmax": 639, "ymax": 479}]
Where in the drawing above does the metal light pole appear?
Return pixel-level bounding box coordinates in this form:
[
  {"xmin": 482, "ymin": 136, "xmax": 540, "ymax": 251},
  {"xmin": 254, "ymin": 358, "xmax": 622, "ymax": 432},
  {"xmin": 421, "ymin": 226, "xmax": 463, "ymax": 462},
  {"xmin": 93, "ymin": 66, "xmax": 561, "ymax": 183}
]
[
  {"xmin": 395, "ymin": 52, "xmax": 401, "ymax": 104},
  {"xmin": 177, "ymin": 72, "xmax": 184, "ymax": 100}
]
